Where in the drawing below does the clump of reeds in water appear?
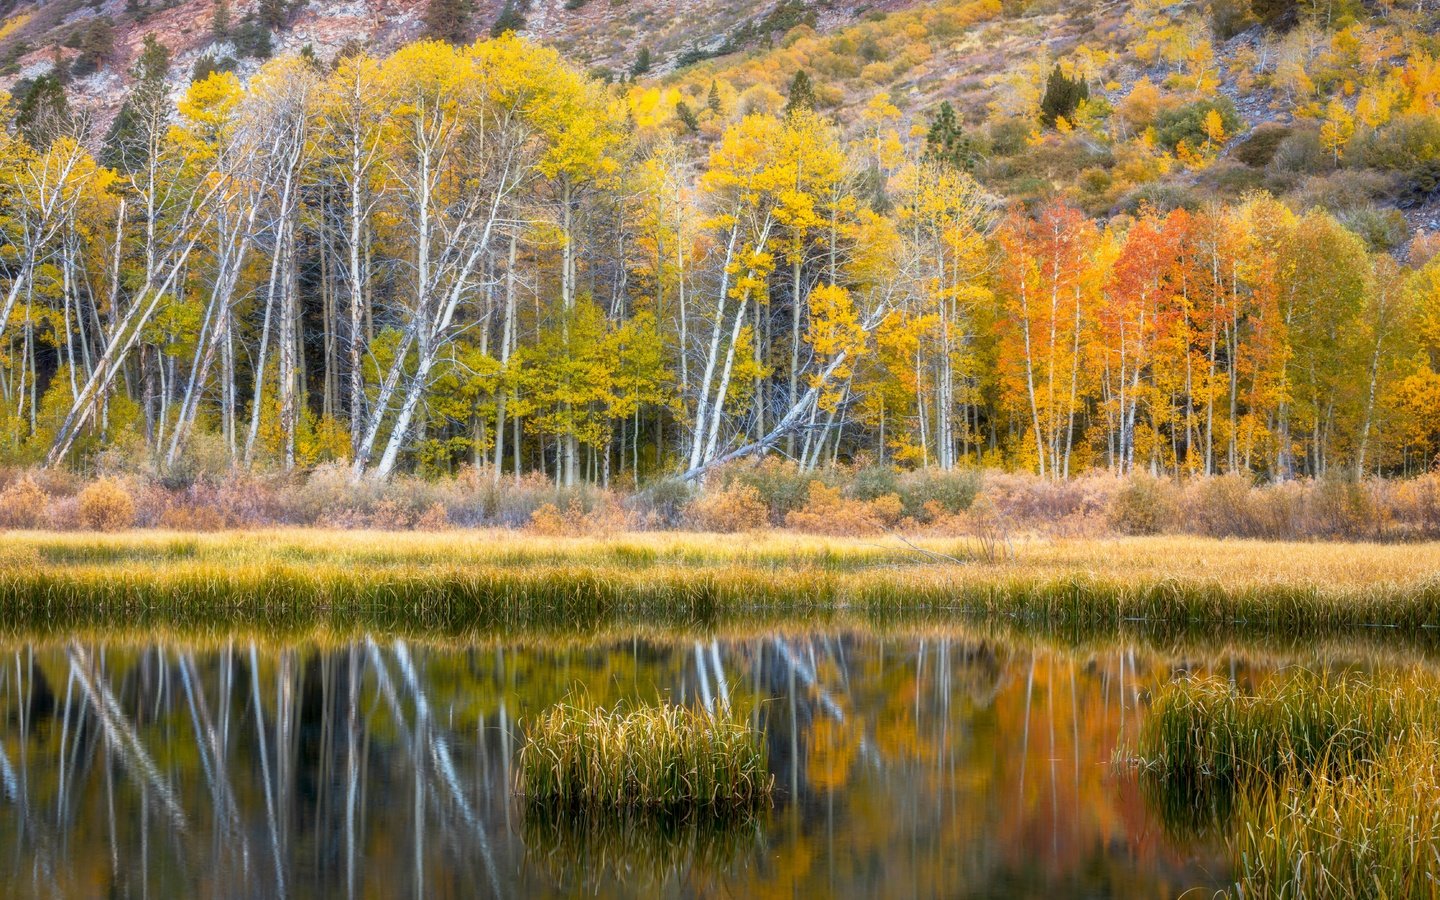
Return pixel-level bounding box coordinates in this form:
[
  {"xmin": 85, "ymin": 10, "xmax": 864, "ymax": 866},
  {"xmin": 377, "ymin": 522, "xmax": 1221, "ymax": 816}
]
[
  {"xmin": 1137, "ymin": 674, "xmax": 1435, "ymax": 793},
  {"xmin": 517, "ymin": 702, "xmax": 773, "ymax": 816},
  {"xmin": 1135, "ymin": 672, "xmax": 1440, "ymax": 898},
  {"xmin": 1231, "ymin": 734, "xmax": 1440, "ymax": 899}
]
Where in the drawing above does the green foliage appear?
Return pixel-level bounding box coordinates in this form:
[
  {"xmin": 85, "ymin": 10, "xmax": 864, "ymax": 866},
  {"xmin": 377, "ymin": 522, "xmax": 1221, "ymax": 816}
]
[
  {"xmin": 1154, "ymin": 98, "xmax": 1242, "ymax": 152},
  {"xmin": 230, "ymin": 18, "xmax": 273, "ymax": 59},
  {"xmin": 212, "ymin": 0, "xmax": 231, "ymax": 40},
  {"xmin": 518, "ymin": 701, "xmax": 772, "ymax": 814},
  {"xmin": 784, "ymin": 68, "xmax": 816, "ymax": 115},
  {"xmin": 629, "ymin": 45, "xmax": 651, "ymax": 77},
  {"xmin": 674, "ymin": 99, "xmax": 699, "ymax": 132},
  {"xmin": 71, "ymin": 17, "xmax": 115, "ymax": 76},
  {"xmin": 1355, "ymin": 113, "xmax": 1440, "ymax": 174},
  {"xmin": 13, "ymin": 74, "xmax": 70, "ymax": 147},
  {"xmin": 102, "ymin": 34, "xmax": 170, "ymax": 171},
  {"xmin": 491, "ymin": 0, "xmax": 526, "ymax": 37},
  {"xmin": 1206, "ymin": 0, "xmax": 1254, "ymax": 38},
  {"xmin": 425, "ymin": 0, "xmax": 474, "ymax": 45},
  {"xmin": 1039, "ymin": 63, "xmax": 1087, "ymax": 128},
  {"xmin": 924, "ymin": 100, "xmax": 978, "ymax": 171},
  {"xmin": 1232, "ymin": 122, "xmax": 1290, "ymax": 168}
]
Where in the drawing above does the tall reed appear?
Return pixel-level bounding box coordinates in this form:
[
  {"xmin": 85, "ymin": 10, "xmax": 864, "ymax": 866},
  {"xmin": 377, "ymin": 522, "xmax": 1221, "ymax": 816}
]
[
  {"xmin": 517, "ymin": 702, "xmax": 772, "ymax": 815},
  {"xmin": 1137, "ymin": 673, "xmax": 1440, "ymax": 898}
]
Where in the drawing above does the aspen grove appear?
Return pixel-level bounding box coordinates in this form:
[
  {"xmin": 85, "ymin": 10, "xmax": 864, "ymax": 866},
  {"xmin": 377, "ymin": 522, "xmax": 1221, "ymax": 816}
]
[{"xmin": 2, "ymin": 35, "xmax": 1439, "ymax": 485}]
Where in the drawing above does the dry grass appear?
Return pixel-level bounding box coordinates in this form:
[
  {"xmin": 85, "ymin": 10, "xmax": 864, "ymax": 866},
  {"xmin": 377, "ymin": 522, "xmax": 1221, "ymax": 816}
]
[{"xmin": 1, "ymin": 529, "xmax": 1437, "ymax": 610}]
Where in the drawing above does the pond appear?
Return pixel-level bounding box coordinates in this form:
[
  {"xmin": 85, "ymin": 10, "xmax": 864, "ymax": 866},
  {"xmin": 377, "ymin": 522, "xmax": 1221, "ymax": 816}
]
[{"xmin": 0, "ymin": 628, "xmax": 1326, "ymax": 898}]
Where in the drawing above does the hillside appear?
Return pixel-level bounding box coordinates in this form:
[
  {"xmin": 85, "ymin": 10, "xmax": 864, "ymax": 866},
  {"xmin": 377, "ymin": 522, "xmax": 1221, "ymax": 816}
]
[{"xmin": 0, "ymin": 0, "xmax": 923, "ymax": 124}]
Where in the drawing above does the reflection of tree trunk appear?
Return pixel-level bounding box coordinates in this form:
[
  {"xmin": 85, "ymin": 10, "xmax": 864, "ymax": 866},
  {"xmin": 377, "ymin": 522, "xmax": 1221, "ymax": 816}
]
[
  {"xmin": 68, "ymin": 645, "xmax": 188, "ymax": 831},
  {"xmin": 250, "ymin": 644, "xmax": 286, "ymax": 896}
]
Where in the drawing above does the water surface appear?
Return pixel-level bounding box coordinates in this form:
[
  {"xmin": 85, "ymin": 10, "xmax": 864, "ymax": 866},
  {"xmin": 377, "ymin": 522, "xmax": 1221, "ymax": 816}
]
[{"xmin": 0, "ymin": 629, "xmax": 1283, "ymax": 898}]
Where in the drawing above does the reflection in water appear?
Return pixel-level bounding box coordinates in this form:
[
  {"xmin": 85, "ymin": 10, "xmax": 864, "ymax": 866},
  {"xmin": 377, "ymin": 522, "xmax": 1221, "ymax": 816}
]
[{"xmin": 0, "ymin": 632, "xmax": 1240, "ymax": 898}]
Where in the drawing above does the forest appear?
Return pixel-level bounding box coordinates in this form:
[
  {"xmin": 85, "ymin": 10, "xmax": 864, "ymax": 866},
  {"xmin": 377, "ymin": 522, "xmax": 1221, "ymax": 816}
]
[{"xmin": 0, "ymin": 26, "xmax": 1438, "ymax": 491}]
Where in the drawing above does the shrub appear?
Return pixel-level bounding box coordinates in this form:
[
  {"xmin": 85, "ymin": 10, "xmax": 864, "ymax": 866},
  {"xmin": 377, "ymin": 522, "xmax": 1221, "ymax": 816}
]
[
  {"xmin": 527, "ymin": 499, "xmax": 627, "ymax": 536},
  {"xmin": 0, "ymin": 476, "xmax": 47, "ymax": 529},
  {"xmin": 415, "ymin": 502, "xmax": 452, "ymax": 531},
  {"xmin": 1356, "ymin": 113, "xmax": 1440, "ymax": 174},
  {"xmin": 1154, "ymin": 98, "xmax": 1242, "ymax": 152},
  {"xmin": 897, "ymin": 468, "xmax": 981, "ymax": 519},
  {"xmin": 785, "ymin": 481, "xmax": 887, "ymax": 535},
  {"xmin": 1232, "ymin": 123, "xmax": 1291, "ymax": 168},
  {"xmin": 77, "ymin": 478, "xmax": 135, "ymax": 531},
  {"xmin": 719, "ymin": 458, "xmax": 823, "ymax": 521},
  {"xmin": 1309, "ymin": 476, "xmax": 1374, "ymax": 539},
  {"xmin": 1108, "ymin": 476, "xmax": 1178, "ymax": 535},
  {"xmin": 686, "ymin": 483, "xmax": 769, "ymax": 532},
  {"xmin": 1268, "ymin": 125, "xmax": 1328, "ymax": 175},
  {"xmin": 158, "ymin": 504, "xmax": 225, "ymax": 531}
]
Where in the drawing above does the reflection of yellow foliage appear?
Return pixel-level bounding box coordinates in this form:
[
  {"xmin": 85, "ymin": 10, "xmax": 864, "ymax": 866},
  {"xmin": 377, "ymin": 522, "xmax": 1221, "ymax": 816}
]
[{"xmin": 807, "ymin": 717, "xmax": 859, "ymax": 792}]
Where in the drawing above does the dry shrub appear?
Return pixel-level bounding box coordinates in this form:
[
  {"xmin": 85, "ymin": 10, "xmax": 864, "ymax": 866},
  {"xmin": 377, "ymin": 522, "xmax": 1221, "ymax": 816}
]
[
  {"xmin": 686, "ymin": 483, "xmax": 769, "ymax": 532},
  {"xmin": 869, "ymin": 492, "xmax": 904, "ymax": 527},
  {"xmin": 784, "ymin": 482, "xmax": 887, "ymax": 536},
  {"xmin": 0, "ymin": 477, "xmax": 48, "ymax": 529},
  {"xmin": 158, "ymin": 504, "xmax": 225, "ymax": 531},
  {"xmin": 1108, "ymin": 476, "xmax": 1179, "ymax": 535},
  {"xmin": 77, "ymin": 478, "xmax": 135, "ymax": 531},
  {"xmin": 974, "ymin": 472, "xmax": 1116, "ymax": 536},
  {"xmin": 1308, "ymin": 478, "xmax": 1376, "ymax": 539},
  {"xmin": 415, "ymin": 502, "xmax": 452, "ymax": 531},
  {"xmin": 366, "ymin": 498, "xmax": 413, "ymax": 530},
  {"xmin": 1384, "ymin": 475, "xmax": 1440, "ymax": 539},
  {"xmin": 527, "ymin": 499, "xmax": 628, "ymax": 537}
]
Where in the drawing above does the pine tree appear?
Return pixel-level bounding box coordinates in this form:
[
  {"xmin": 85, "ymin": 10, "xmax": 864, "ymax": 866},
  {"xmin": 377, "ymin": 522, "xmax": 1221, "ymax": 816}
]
[
  {"xmin": 630, "ymin": 46, "xmax": 651, "ymax": 77},
  {"xmin": 424, "ymin": 0, "xmax": 473, "ymax": 44},
  {"xmin": 707, "ymin": 79, "xmax": 722, "ymax": 115},
  {"xmin": 1039, "ymin": 63, "xmax": 1088, "ymax": 128},
  {"xmin": 102, "ymin": 34, "xmax": 170, "ymax": 172},
  {"xmin": 258, "ymin": 0, "xmax": 287, "ymax": 30},
  {"xmin": 924, "ymin": 101, "xmax": 977, "ymax": 171},
  {"xmin": 785, "ymin": 69, "xmax": 815, "ymax": 116},
  {"xmin": 491, "ymin": 0, "xmax": 525, "ymax": 36},
  {"xmin": 675, "ymin": 99, "xmax": 699, "ymax": 132},
  {"xmin": 212, "ymin": 0, "xmax": 231, "ymax": 41},
  {"xmin": 74, "ymin": 18, "xmax": 116, "ymax": 75},
  {"xmin": 14, "ymin": 74, "xmax": 70, "ymax": 147}
]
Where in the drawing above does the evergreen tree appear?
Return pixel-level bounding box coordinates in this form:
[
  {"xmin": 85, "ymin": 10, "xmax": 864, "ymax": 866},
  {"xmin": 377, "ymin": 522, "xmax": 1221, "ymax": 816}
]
[
  {"xmin": 706, "ymin": 79, "xmax": 722, "ymax": 115},
  {"xmin": 1039, "ymin": 63, "xmax": 1088, "ymax": 128},
  {"xmin": 14, "ymin": 74, "xmax": 70, "ymax": 147},
  {"xmin": 258, "ymin": 0, "xmax": 288, "ymax": 30},
  {"xmin": 784, "ymin": 69, "xmax": 815, "ymax": 116},
  {"xmin": 102, "ymin": 34, "xmax": 170, "ymax": 172},
  {"xmin": 630, "ymin": 45, "xmax": 651, "ymax": 78},
  {"xmin": 212, "ymin": 0, "xmax": 231, "ymax": 41},
  {"xmin": 74, "ymin": 18, "xmax": 116, "ymax": 75},
  {"xmin": 924, "ymin": 100, "xmax": 978, "ymax": 171},
  {"xmin": 491, "ymin": 1, "xmax": 525, "ymax": 36},
  {"xmin": 675, "ymin": 99, "xmax": 699, "ymax": 133},
  {"xmin": 424, "ymin": 0, "xmax": 473, "ymax": 44}
]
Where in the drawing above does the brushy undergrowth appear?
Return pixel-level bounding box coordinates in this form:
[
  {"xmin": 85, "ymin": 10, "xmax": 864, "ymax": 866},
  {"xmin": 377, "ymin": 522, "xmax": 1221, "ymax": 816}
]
[
  {"xmin": 1136, "ymin": 673, "xmax": 1440, "ymax": 899},
  {"xmin": 517, "ymin": 702, "xmax": 772, "ymax": 815},
  {"xmin": 5, "ymin": 461, "xmax": 1440, "ymax": 540}
]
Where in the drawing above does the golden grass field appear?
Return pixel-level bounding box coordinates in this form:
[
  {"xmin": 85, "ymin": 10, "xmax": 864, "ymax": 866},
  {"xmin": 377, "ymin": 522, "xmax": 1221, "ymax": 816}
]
[
  {"xmin": 1, "ymin": 529, "xmax": 1438, "ymax": 653},
  {"xmin": 3, "ymin": 528, "xmax": 1438, "ymax": 589}
]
